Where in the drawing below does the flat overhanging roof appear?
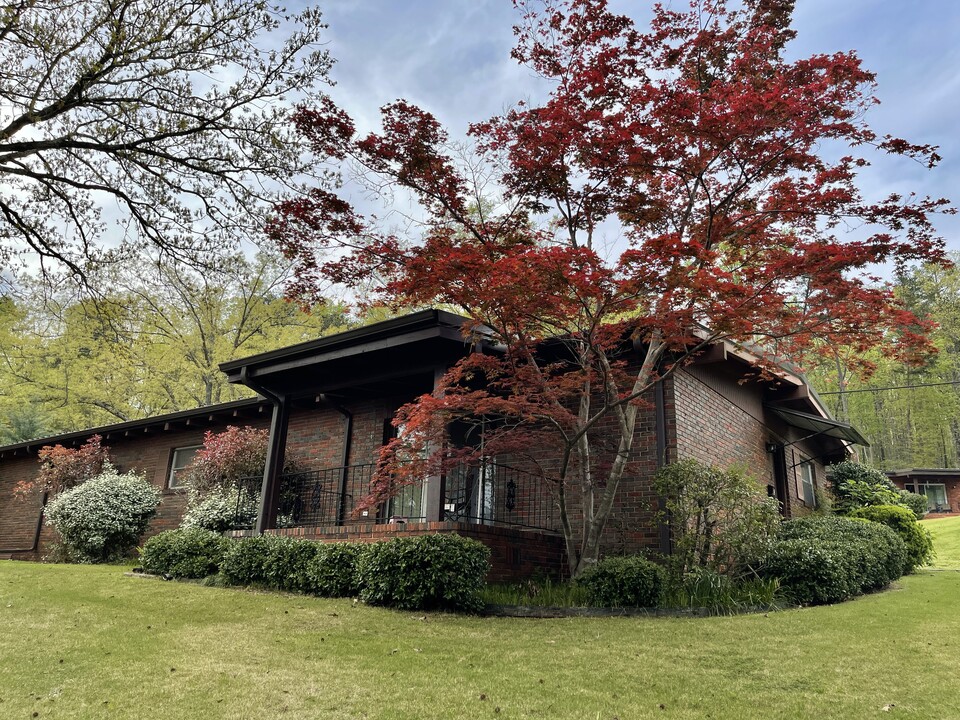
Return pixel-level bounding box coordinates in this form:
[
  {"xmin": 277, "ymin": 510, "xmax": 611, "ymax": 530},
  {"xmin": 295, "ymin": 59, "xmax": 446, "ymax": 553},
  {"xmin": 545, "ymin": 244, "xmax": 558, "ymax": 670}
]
[
  {"xmin": 766, "ymin": 405, "xmax": 870, "ymax": 447},
  {"xmin": 220, "ymin": 309, "xmax": 483, "ymax": 399}
]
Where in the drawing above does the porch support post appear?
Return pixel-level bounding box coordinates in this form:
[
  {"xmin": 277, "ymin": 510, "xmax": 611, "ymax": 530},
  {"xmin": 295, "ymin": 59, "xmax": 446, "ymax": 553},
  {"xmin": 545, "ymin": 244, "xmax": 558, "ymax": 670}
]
[
  {"xmin": 256, "ymin": 396, "xmax": 290, "ymax": 534},
  {"xmin": 654, "ymin": 380, "xmax": 672, "ymax": 557},
  {"xmin": 423, "ymin": 365, "xmax": 447, "ymax": 523}
]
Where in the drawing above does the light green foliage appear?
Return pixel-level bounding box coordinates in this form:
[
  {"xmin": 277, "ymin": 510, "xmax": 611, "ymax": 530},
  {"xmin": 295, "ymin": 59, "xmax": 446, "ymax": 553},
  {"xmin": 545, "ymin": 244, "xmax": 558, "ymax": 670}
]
[
  {"xmin": 654, "ymin": 459, "xmax": 781, "ymax": 580},
  {"xmin": 0, "ymin": 253, "xmax": 351, "ymax": 433},
  {"xmin": 44, "ymin": 464, "xmax": 161, "ymax": 563},
  {"xmin": 140, "ymin": 528, "xmax": 232, "ymax": 579},
  {"xmin": 849, "ymin": 504, "xmax": 934, "ymax": 571},
  {"xmin": 576, "ymin": 555, "xmax": 666, "ymax": 608},
  {"xmin": 809, "ymin": 255, "xmax": 960, "ymax": 469},
  {"xmin": 355, "ymin": 534, "xmax": 491, "ymax": 612},
  {"xmin": 827, "ymin": 460, "xmax": 902, "ymax": 514}
]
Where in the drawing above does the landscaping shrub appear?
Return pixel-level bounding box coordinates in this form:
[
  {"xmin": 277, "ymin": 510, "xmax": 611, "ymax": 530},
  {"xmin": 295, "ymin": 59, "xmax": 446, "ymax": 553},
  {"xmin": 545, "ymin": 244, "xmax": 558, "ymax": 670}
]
[
  {"xmin": 576, "ymin": 555, "xmax": 666, "ymax": 608},
  {"xmin": 850, "ymin": 504, "xmax": 934, "ymax": 571},
  {"xmin": 828, "ymin": 460, "xmax": 902, "ymax": 514},
  {"xmin": 180, "ymin": 487, "xmax": 259, "ymax": 532},
  {"xmin": 44, "ymin": 465, "xmax": 160, "ymax": 563},
  {"xmin": 220, "ymin": 534, "xmax": 319, "ymax": 592},
  {"xmin": 761, "ymin": 539, "xmax": 859, "ymax": 605},
  {"xmin": 761, "ymin": 515, "xmax": 908, "ymax": 605},
  {"xmin": 898, "ymin": 490, "xmax": 929, "ymax": 520},
  {"xmin": 355, "ymin": 534, "xmax": 490, "ymax": 612},
  {"xmin": 654, "ymin": 459, "xmax": 780, "ymax": 581},
  {"xmin": 140, "ymin": 528, "xmax": 232, "ymax": 579},
  {"xmin": 307, "ymin": 542, "xmax": 364, "ymax": 597}
]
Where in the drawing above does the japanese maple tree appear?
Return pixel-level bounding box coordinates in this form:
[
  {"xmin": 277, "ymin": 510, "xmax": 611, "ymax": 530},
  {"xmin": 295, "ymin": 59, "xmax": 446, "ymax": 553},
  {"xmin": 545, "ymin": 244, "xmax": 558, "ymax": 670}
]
[
  {"xmin": 15, "ymin": 434, "xmax": 109, "ymax": 498},
  {"xmin": 271, "ymin": 0, "xmax": 951, "ymax": 575},
  {"xmin": 180, "ymin": 426, "xmax": 273, "ymax": 498}
]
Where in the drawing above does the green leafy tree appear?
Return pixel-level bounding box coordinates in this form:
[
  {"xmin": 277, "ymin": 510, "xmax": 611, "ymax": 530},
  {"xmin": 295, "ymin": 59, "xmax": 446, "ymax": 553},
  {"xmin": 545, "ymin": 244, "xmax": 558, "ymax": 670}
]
[
  {"xmin": 0, "ymin": 0, "xmax": 331, "ymax": 285},
  {"xmin": 0, "ymin": 253, "xmax": 350, "ymax": 431},
  {"xmin": 810, "ymin": 255, "xmax": 960, "ymax": 469}
]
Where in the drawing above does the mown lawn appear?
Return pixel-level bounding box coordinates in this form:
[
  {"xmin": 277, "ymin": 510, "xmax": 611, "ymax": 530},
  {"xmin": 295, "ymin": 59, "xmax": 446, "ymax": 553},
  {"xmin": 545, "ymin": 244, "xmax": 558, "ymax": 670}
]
[
  {"xmin": 3, "ymin": 520, "xmax": 960, "ymax": 720},
  {"xmin": 923, "ymin": 514, "xmax": 960, "ymax": 568}
]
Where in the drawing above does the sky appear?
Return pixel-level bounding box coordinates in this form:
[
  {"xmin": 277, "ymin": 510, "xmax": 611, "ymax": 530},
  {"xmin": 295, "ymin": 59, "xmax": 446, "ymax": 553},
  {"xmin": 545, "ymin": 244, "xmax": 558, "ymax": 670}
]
[{"xmin": 308, "ymin": 0, "xmax": 960, "ymax": 252}]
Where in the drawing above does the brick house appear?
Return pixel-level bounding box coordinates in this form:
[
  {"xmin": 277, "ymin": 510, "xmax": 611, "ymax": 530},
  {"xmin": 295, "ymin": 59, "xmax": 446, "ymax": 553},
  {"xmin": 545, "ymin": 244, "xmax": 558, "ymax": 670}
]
[
  {"xmin": 0, "ymin": 310, "xmax": 863, "ymax": 578},
  {"xmin": 888, "ymin": 469, "xmax": 960, "ymax": 515}
]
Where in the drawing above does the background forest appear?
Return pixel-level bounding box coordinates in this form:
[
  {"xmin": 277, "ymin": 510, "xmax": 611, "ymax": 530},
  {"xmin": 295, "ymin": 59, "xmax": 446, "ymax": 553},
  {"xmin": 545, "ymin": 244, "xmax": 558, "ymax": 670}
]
[
  {"xmin": 4, "ymin": 252, "xmax": 958, "ymax": 472},
  {"xmin": 810, "ymin": 253, "xmax": 960, "ymax": 470},
  {"xmin": 0, "ymin": 252, "xmax": 353, "ymax": 443}
]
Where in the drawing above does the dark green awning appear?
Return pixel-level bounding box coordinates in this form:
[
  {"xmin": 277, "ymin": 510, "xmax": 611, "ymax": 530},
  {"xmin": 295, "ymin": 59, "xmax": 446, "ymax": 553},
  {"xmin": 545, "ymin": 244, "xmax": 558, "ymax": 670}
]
[{"xmin": 766, "ymin": 405, "xmax": 870, "ymax": 447}]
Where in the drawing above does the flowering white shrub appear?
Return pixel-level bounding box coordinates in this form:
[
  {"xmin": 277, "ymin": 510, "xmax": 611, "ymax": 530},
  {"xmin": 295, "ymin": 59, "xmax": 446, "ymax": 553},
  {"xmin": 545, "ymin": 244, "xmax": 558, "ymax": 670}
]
[
  {"xmin": 180, "ymin": 487, "xmax": 259, "ymax": 532},
  {"xmin": 44, "ymin": 464, "xmax": 161, "ymax": 563}
]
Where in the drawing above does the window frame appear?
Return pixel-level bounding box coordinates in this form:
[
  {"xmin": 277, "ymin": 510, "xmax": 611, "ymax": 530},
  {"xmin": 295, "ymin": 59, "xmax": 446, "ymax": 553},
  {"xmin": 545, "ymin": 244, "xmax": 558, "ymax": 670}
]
[
  {"xmin": 167, "ymin": 444, "xmax": 203, "ymax": 490},
  {"xmin": 798, "ymin": 458, "xmax": 817, "ymax": 508}
]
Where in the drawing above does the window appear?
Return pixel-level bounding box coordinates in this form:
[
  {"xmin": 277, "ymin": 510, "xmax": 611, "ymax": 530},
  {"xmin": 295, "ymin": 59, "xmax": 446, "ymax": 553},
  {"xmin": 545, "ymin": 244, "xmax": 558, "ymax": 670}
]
[
  {"xmin": 386, "ymin": 482, "xmax": 427, "ymax": 521},
  {"xmin": 168, "ymin": 445, "xmax": 202, "ymax": 489},
  {"xmin": 382, "ymin": 419, "xmax": 427, "ymax": 521},
  {"xmin": 908, "ymin": 482, "xmax": 949, "ymax": 511},
  {"xmin": 798, "ymin": 460, "xmax": 816, "ymax": 508}
]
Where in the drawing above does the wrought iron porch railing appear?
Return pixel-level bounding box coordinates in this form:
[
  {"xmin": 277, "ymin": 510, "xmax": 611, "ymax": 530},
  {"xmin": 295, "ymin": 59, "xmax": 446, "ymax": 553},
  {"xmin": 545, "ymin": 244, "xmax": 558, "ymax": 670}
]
[{"xmin": 230, "ymin": 460, "xmax": 558, "ymax": 533}]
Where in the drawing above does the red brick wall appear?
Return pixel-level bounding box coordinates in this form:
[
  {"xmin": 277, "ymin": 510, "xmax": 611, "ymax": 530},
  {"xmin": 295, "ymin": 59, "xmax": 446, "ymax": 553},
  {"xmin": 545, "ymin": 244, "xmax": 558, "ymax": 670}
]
[
  {"xmin": 1, "ymin": 368, "xmax": 837, "ymax": 570},
  {"xmin": 0, "ymin": 418, "xmax": 270, "ymax": 559},
  {"xmin": 0, "ymin": 455, "xmax": 47, "ymax": 555},
  {"xmin": 0, "ymin": 397, "xmax": 414, "ymax": 559},
  {"xmin": 671, "ymin": 366, "xmax": 831, "ymax": 517}
]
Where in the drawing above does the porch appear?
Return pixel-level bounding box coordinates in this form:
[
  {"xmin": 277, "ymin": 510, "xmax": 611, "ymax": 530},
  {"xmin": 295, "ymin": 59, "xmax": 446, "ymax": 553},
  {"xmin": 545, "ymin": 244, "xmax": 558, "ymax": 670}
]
[
  {"xmin": 236, "ymin": 461, "xmax": 560, "ymax": 533},
  {"xmin": 230, "ymin": 461, "xmax": 565, "ymax": 581}
]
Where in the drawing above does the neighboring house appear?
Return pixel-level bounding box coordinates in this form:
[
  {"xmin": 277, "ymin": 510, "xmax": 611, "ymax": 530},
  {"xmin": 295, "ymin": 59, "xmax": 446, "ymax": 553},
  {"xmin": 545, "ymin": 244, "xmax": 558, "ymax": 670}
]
[
  {"xmin": 0, "ymin": 310, "xmax": 864, "ymax": 578},
  {"xmin": 888, "ymin": 469, "xmax": 960, "ymax": 514}
]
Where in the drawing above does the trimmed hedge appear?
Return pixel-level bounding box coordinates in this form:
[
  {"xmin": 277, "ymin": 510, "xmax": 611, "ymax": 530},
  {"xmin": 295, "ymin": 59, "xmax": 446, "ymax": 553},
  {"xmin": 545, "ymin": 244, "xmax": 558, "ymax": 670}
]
[
  {"xmin": 218, "ymin": 533, "xmax": 489, "ymax": 611},
  {"xmin": 577, "ymin": 555, "xmax": 666, "ymax": 608},
  {"xmin": 761, "ymin": 515, "xmax": 907, "ymax": 605},
  {"xmin": 356, "ymin": 534, "xmax": 491, "ymax": 612},
  {"xmin": 307, "ymin": 542, "xmax": 364, "ymax": 598},
  {"xmin": 220, "ymin": 535, "xmax": 319, "ymax": 593},
  {"xmin": 850, "ymin": 504, "xmax": 934, "ymax": 571},
  {"xmin": 140, "ymin": 528, "xmax": 231, "ymax": 579}
]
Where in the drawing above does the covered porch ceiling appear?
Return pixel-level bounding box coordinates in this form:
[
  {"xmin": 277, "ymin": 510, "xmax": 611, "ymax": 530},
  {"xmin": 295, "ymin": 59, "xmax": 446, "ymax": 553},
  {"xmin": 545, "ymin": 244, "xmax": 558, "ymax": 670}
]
[{"xmin": 220, "ymin": 309, "xmax": 482, "ymax": 401}]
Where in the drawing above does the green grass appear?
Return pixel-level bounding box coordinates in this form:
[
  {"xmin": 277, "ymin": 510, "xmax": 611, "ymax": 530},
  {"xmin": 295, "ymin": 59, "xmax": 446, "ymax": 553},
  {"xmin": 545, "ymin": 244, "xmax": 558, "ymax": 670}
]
[
  {"xmin": 481, "ymin": 577, "xmax": 591, "ymax": 607},
  {"xmin": 3, "ymin": 560, "xmax": 960, "ymax": 719},
  {"xmin": 923, "ymin": 514, "xmax": 960, "ymax": 568}
]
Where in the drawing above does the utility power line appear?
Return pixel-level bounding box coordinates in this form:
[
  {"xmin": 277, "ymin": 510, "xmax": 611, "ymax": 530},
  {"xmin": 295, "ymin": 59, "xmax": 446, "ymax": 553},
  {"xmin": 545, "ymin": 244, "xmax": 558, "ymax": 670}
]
[{"xmin": 818, "ymin": 379, "xmax": 960, "ymax": 395}]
